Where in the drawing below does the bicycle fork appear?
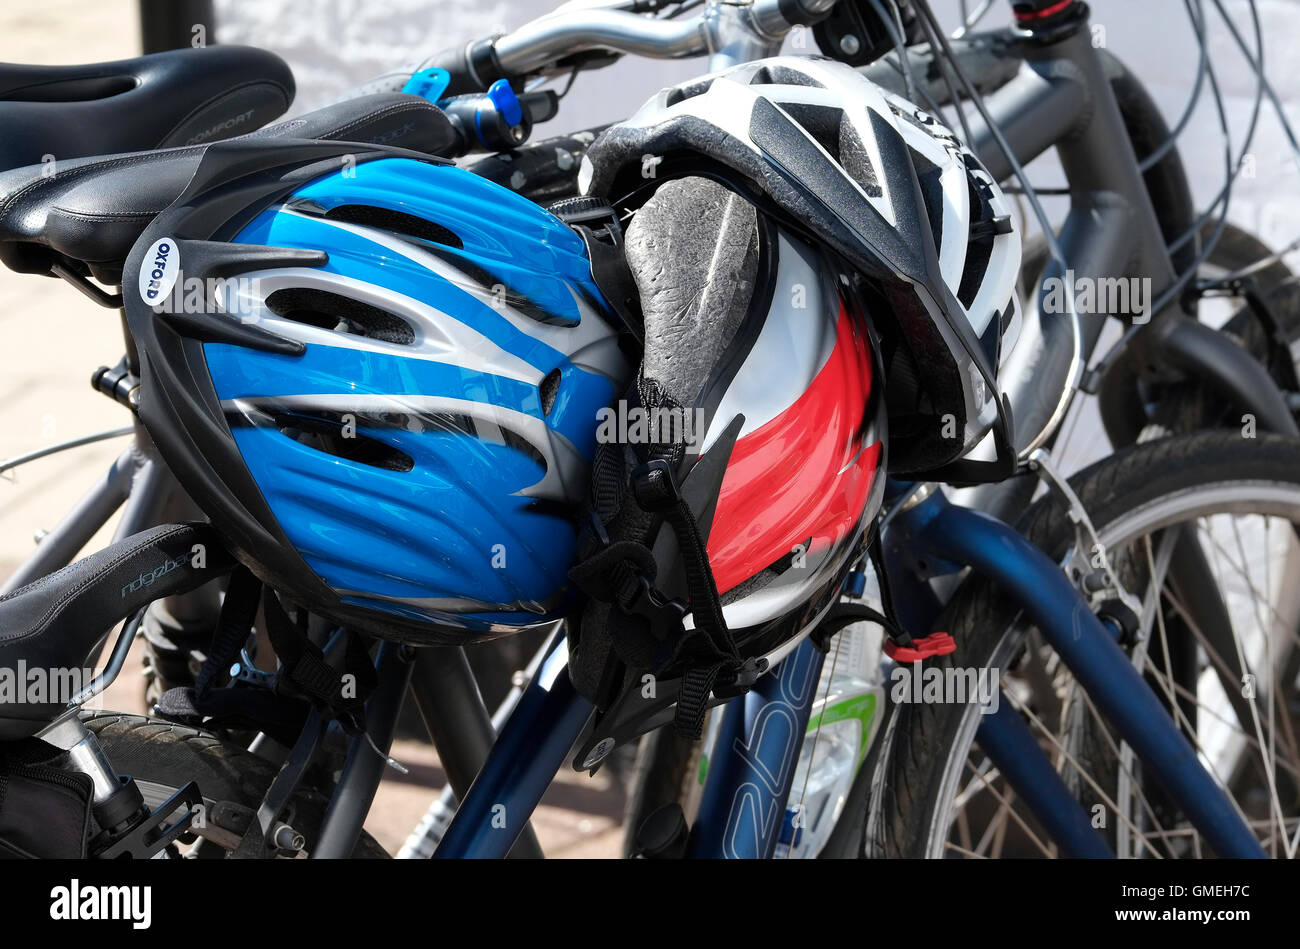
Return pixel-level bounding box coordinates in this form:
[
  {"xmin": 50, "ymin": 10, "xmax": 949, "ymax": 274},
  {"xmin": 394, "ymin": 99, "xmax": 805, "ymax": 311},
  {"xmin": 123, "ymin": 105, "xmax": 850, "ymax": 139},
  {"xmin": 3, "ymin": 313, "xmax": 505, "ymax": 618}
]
[{"xmin": 886, "ymin": 480, "xmax": 1266, "ymax": 859}]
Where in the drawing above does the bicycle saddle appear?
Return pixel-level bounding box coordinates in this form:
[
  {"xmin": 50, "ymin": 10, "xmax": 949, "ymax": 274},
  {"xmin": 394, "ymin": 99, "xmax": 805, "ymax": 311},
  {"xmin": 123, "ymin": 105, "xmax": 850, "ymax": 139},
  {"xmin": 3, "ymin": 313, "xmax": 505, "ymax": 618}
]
[
  {"xmin": 0, "ymin": 46, "xmax": 296, "ymax": 173},
  {"xmin": 0, "ymin": 523, "xmax": 235, "ymax": 740},
  {"xmin": 0, "ymin": 93, "xmax": 458, "ymax": 284}
]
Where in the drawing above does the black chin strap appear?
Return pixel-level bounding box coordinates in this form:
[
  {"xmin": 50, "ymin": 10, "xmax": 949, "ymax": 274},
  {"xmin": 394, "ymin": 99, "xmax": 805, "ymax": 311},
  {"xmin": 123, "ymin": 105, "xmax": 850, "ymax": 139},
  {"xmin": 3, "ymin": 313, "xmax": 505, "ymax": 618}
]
[
  {"xmin": 630, "ymin": 459, "xmax": 766, "ymax": 739},
  {"xmin": 157, "ymin": 567, "xmax": 376, "ymax": 740}
]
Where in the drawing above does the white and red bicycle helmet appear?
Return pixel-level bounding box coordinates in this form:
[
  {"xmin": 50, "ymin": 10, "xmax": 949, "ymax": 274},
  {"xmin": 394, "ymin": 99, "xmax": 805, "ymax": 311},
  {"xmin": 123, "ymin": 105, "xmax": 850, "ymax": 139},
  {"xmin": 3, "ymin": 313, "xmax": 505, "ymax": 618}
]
[
  {"xmin": 566, "ymin": 174, "xmax": 886, "ymax": 739},
  {"xmin": 568, "ymin": 56, "xmax": 1022, "ymax": 743},
  {"xmin": 579, "ymin": 55, "xmax": 1022, "ymax": 477}
]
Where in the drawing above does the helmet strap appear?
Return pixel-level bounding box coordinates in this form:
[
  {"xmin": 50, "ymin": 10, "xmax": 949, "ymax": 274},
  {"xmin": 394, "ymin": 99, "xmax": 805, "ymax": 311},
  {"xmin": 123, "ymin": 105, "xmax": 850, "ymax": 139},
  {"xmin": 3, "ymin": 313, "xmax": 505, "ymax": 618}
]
[{"xmin": 630, "ymin": 458, "xmax": 758, "ymax": 740}]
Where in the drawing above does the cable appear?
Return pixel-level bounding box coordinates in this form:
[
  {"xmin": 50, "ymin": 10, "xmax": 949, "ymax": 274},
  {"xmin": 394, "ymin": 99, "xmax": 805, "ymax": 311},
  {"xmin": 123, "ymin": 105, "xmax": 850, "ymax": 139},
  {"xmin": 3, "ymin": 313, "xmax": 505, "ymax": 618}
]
[
  {"xmin": 665, "ymin": 0, "xmax": 705, "ymax": 18},
  {"xmin": 1151, "ymin": 0, "xmax": 1266, "ymax": 315},
  {"xmin": 864, "ymin": 0, "xmax": 920, "ymax": 104},
  {"xmin": 1082, "ymin": 0, "xmax": 1287, "ymax": 386},
  {"xmin": 1002, "ymin": 185, "xmax": 1070, "ymax": 195},
  {"xmin": 912, "ymin": 0, "xmax": 976, "ymax": 146},
  {"xmin": 1164, "ymin": 0, "xmax": 1251, "ymax": 258},
  {"xmin": 909, "ymin": 0, "xmax": 1083, "ymax": 456},
  {"xmin": 1199, "ymin": 236, "xmax": 1300, "ymax": 289},
  {"xmin": 909, "ymin": 1, "xmax": 1080, "ymax": 315},
  {"xmin": 1213, "ymin": 0, "xmax": 1300, "ymax": 163},
  {"xmin": 1202, "ymin": 0, "xmax": 1300, "ymax": 272},
  {"xmin": 1137, "ymin": 0, "xmax": 1210, "ymax": 173}
]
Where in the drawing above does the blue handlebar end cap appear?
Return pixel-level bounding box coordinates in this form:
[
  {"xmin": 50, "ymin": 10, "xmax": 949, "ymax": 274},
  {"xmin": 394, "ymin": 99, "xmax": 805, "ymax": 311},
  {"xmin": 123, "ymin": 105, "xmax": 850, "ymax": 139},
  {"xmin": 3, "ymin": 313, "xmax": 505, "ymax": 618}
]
[
  {"xmin": 402, "ymin": 67, "xmax": 452, "ymax": 103},
  {"xmin": 487, "ymin": 78, "xmax": 524, "ymax": 127}
]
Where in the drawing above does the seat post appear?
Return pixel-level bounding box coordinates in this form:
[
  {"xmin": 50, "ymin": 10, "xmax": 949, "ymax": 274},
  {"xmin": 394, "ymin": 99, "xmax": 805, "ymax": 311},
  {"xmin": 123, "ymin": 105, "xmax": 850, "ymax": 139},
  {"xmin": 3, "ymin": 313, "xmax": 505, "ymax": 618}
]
[{"xmin": 38, "ymin": 711, "xmax": 124, "ymax": 805}]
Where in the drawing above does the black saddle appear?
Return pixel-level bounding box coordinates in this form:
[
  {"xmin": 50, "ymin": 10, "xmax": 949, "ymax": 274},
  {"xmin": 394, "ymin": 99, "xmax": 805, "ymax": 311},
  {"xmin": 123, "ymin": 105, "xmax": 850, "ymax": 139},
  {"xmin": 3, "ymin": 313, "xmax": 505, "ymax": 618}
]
[
  {"xmin": 0, "ymin": 46, "xmax": 295, "ymax": 173},
  {"xmin": 0, "ymin": 92, "xmax": 457, "ymax": 284},
  {"xmin": 0, "ymin": 523, "xmax": 235, "ymax": 739}
]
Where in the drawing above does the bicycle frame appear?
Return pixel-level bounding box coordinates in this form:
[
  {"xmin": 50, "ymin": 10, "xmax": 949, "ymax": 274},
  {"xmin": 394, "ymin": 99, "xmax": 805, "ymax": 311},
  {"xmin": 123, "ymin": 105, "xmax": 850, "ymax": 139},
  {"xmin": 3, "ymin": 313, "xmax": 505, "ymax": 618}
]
[
  {"xmin": 413, "ymin": 472, "xmax": 1264, "ymax": 858},
  {"xmin": 944, "ymin": 8, "xmax": 1296, "ymax": 468},
  {"xmin": 691, "ymin": 4, "xmax": 1293, "ymax": 857},
  {"xmin": 881, "ymin": 479, "xmax": 1265, "ymax": 859}
]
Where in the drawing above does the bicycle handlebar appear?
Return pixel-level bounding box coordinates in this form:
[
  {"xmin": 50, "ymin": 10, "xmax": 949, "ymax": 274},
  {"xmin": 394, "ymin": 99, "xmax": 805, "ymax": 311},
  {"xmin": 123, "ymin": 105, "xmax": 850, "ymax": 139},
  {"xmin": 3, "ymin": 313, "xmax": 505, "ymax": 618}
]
[
  {"xmin": 494, "ymin": 9, "xmax": 707, "ymax": 75},
  {"xmin": 409, "ymin": 0, "xmax": 840, "ymax": 97},
  {"xmin": 353, "ymin": 0, "xmax": 1027, "ymax": 158}
]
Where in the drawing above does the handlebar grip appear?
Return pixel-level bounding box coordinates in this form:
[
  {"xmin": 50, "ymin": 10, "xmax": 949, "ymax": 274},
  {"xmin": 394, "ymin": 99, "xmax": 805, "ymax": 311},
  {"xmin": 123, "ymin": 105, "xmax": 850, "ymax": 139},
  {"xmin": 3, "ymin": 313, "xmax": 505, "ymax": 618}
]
[{"xmin": 420, "ymin": 40, "xmax": 511, "ymax": 96}]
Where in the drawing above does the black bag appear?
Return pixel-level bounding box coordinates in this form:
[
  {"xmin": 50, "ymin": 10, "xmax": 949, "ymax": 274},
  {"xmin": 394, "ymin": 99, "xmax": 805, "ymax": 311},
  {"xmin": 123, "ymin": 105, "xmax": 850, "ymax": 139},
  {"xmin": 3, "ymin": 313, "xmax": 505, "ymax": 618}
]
[{"xmin": 0, "ymin": 740, "xmax": 94, "ymax": 858}]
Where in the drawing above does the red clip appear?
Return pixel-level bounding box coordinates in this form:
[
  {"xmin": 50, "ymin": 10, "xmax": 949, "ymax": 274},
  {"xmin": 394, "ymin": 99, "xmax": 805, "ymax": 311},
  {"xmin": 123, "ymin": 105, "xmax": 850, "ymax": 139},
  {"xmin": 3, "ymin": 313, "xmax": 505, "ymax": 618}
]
[{"xmin": 884, "ymin": 632, "xmax": 956, "ymax": 663}]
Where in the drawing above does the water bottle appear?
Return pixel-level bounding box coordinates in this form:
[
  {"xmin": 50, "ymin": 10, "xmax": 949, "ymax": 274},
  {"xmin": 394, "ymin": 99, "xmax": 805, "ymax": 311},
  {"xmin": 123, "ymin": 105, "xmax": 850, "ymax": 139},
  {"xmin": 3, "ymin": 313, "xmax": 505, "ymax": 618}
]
[{"xmin": 774, "ymin": 574, "xmax": 886, "ymax": 858}]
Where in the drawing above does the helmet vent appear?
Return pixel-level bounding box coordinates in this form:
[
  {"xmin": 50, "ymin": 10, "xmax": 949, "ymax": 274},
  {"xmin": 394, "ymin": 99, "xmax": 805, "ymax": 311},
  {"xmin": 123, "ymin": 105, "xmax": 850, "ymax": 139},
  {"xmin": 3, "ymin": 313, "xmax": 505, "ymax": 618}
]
[
  {"xmin": 271, "ymin": 412, "xmax": 415, "ymax": 472},
  {"xmin": 664, "ymin": 76, "xmax": 716, "ymax": 107},
  {"xmin": 323, "ymin": 204, "xmax": 464, "ymax": 250},
  {"xmin": 836, "ymin": 117, "xmax": 883, "ymax": 199},
  {"xmin": 911, "ymin": 151, "xmax": 946, "ymax": 257},
  {"xmin": 779, "ymin": 103, "xmax": 881, "ymax": 198},
  {"xmin": 273, "ymin": 408, "xmax": 549, "ymax": 473},
  {"xmin": 539, "ymin": 369, "xmax": 561, "ymax": 415},
  {"xmin": 956, "ymin": 177, "xmax": 994, "ymax": 308},
  {"xmin": 749, "ymin": 65, "xmax": 824, "ymax": 89},
  {"xmin": 265, "ymin": 288, "xmax": 416, "ymax": 346},
  {"xmin": 780, "ymin": 102, "xmax": 841, "ymax": 158}
]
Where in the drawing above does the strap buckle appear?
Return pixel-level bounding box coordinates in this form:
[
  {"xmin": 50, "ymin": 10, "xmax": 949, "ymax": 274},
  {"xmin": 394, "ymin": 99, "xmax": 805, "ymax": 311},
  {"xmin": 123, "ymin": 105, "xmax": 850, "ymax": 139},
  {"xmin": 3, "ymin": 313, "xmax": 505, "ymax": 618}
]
[
  {"xmin": 631, "ymin": 458, "xmax": 680, "ymax": 512},
  {"xmin": 617, "ymin": 572, "xmax": 688, "ymax": 643},
  {"xmin": 228, "ymin": 647, "xmax": 276, "ymax": 690},
  {"xmin": 712, "ymin": 656, "xmax": 770, "ymax": 698}
]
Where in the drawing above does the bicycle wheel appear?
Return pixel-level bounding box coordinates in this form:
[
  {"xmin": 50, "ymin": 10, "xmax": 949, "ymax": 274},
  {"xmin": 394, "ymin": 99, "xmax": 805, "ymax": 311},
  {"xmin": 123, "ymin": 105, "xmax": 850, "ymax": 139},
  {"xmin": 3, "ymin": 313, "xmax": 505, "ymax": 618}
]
[
  {"xmin": 84, "ymin": 712, "xmax": 389, "ymax": 858},
  {"xmin": 866, "ymin": 431, "xmax": 1300, "ymax": 858}
]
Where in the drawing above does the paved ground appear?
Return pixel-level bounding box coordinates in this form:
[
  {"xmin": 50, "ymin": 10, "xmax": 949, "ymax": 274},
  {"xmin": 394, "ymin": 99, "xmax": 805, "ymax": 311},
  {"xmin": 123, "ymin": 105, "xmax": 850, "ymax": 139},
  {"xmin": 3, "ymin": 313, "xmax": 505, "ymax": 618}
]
[
  {"xmin": 0, "ymin": 0, "xmax": 626, "ymax": 858},
  {"xmin": 0, "ymin": 1, "xmax": 140, "ymax": 579}
]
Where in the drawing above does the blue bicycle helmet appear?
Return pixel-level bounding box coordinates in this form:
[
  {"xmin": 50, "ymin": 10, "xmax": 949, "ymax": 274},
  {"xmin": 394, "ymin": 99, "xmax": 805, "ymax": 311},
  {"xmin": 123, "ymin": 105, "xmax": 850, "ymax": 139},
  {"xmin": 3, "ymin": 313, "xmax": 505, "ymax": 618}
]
[{"xmin": 124, "ymin": 142, "xmax": 631, "ymax": 643}]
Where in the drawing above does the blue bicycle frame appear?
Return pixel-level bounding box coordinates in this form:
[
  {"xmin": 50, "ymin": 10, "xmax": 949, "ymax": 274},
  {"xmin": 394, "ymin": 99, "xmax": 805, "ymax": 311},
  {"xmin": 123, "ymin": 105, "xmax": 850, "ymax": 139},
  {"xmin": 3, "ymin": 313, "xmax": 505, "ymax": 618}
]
[
  {"xmin": 429, "ymin": 477, "xmax": 1265, "ymax": 858},
  {"xmin": 880, "ymin": 480, "xmax": 1263, "ymax": 859}
]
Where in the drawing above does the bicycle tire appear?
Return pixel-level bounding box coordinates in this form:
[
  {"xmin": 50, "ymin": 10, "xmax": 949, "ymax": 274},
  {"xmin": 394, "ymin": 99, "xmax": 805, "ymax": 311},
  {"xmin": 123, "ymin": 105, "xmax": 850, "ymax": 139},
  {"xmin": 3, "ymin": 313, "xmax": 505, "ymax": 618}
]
[
  {"xmin": 83, "ymin": 711, "xmax": 389, "ymax": 858},
  {"xmin": 865, "ymin": 431, "xmax": 1300, "ymax": 858}
]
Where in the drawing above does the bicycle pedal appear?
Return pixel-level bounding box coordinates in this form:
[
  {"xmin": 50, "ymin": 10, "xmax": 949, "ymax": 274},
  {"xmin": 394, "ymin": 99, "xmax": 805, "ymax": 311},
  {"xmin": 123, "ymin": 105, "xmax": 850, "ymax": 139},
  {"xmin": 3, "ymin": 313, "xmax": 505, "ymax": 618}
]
[{"xmin": 93, "ymin": 780, "xmax": 203, "ymax": 859}]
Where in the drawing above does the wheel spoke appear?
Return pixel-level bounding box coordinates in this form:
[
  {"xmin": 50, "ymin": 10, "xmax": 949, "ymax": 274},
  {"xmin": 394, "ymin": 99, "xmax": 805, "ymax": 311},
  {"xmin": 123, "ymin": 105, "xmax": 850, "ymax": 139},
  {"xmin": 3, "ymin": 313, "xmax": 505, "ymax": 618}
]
[
  {"xmin": 907, "ymin": 440, "xmax": 1300, "ymax": 861},
  {"xmin": 1003, "ymin": 687, "xmax": 1165, "ymax": 858},
  {"xmin": 1222, "ymin": 517, "xmax": 1291, "ymax": 853},
  {"xmin": 960, "ymin": 756, "xmax": 1056, "ymax": 858}
]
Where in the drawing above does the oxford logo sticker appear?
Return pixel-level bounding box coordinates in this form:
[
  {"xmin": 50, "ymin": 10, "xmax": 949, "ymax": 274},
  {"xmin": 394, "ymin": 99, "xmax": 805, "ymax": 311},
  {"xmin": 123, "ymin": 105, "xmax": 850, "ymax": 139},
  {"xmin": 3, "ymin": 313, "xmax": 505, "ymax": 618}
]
[{"xmin": 138, "ymin": 238, "xmax": 181, "ymax": 305}]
